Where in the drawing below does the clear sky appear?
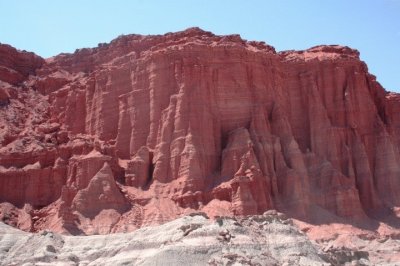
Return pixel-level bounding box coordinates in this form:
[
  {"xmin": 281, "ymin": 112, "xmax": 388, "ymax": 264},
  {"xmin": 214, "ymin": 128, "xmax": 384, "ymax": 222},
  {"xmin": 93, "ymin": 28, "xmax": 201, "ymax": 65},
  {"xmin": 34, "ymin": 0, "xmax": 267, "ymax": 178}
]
[{"xmin": 0, "ymin": 0, "xmax": 399, "ymax": 92}]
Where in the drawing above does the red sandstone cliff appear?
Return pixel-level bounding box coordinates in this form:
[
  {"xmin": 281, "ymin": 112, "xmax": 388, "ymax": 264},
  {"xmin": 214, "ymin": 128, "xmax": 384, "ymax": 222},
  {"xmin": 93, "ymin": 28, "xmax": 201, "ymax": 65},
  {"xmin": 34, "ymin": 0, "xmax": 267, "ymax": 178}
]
[{"xmin": 1, "ymin": 28, "xmax": 400, "ymax": 235}]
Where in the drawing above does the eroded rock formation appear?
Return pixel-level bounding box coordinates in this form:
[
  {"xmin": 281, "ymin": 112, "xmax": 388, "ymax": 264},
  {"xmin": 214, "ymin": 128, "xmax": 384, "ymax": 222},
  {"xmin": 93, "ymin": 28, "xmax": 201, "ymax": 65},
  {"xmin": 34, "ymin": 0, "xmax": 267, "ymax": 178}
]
[{"xmin": 1, "ymin": 28, "xmax": 400, "ymax": 235}]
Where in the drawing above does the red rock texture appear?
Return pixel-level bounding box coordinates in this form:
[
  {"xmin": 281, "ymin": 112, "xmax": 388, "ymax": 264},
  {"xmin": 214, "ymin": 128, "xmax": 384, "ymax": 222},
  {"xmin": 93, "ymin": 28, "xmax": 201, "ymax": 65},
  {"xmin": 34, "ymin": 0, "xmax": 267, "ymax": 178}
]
[{"xmin": 1, "ymin": 28, "xmax": 400, "ymax": 234}]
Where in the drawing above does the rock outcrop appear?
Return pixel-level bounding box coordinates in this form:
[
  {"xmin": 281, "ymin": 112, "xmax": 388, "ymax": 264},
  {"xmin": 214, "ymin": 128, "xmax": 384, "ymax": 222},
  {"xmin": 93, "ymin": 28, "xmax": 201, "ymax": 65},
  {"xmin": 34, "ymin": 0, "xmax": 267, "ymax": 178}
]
[
  {"xmin": 1, "ymin": 28, "xmax": 400, "ymax": 236},
  {"xmin": 0, "ymin": 215, "xmax": 349, "ymax": 266},
  {"xmin": 1, "ymin": 213, "xmax": 399, "ymax": 266}
]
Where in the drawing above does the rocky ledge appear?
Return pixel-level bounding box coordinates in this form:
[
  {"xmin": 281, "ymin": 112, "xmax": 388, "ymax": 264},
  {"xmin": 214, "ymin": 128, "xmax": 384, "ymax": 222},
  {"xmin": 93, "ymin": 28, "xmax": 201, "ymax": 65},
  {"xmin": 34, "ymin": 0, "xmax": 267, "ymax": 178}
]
[{"xmin": 3, "ymin": 213, "xmax": 398, "ymax": 266}]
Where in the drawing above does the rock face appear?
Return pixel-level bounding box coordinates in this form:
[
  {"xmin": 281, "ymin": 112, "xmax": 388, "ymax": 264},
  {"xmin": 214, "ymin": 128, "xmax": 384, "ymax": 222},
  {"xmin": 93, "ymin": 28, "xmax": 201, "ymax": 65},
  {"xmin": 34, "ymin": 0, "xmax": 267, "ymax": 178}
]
[
  {"xmin": 1, "ymin": 28, "xmax": 400, "ymax": 236},
  {"xmin": 1, "ymin": 214, "xmax": 398, "ymax": 266},
  {"xmin": 0, "ymin": 215, "xmax": 352, "ymax": 266}
]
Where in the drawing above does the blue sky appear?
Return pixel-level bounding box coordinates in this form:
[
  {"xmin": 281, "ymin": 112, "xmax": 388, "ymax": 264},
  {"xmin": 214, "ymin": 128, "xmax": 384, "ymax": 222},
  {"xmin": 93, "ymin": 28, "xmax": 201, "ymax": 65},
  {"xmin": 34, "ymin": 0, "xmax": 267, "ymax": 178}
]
[{"xmin": 0, "ymin": 0, "xmax": 399, "ymax": 92}]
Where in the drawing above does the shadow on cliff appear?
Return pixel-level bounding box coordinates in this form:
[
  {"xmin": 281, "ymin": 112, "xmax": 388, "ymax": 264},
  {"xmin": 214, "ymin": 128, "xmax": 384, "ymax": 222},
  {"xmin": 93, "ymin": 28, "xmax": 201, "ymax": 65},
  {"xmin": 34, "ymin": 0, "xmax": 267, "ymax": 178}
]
[
  {"xmin": 64, "ymin": 224, "xmax": 85, "ymax": 235},
  {"xmin": 303, "ymin": 204, "xmax": 400, "ymax": 232}
]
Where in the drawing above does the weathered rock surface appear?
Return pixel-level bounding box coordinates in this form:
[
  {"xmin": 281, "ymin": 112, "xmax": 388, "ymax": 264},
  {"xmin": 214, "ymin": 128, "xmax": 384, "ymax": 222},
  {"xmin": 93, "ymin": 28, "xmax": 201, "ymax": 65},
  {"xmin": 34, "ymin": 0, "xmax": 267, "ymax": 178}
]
[
  {"xmin": 1, "ymin": 28, "xmax": 400, "ymax": 244},
  {"xmin": 1, "ymin": 214, "xmax": 398, "ymax": 266},
  {"xmin": 0, "ymin": 43, "xmax": 44, "ymax": 85},
  {"xmin": 0, "ymin": 214, "xmax": 351, "ymax": 266}
]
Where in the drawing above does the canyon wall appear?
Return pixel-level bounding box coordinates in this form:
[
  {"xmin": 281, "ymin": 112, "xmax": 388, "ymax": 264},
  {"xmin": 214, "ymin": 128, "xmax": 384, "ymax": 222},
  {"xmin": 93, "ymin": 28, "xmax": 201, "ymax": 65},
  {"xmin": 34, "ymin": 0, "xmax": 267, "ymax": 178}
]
[{"xmin": 0, "ymin": 28, "xmax": 399, "ymax": 234}]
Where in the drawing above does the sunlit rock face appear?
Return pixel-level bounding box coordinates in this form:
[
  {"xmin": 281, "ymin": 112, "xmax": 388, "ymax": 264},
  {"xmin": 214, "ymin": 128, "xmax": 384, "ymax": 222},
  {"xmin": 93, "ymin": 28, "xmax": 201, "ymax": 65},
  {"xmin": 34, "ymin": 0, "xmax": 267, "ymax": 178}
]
[{"xmin": 1, "ymin": 28, "xmax": 400, "ymax": 235}]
